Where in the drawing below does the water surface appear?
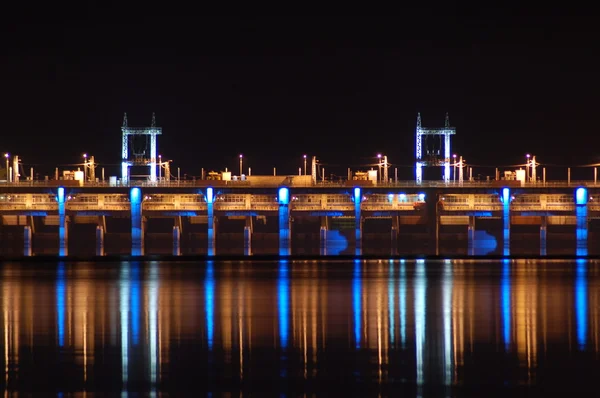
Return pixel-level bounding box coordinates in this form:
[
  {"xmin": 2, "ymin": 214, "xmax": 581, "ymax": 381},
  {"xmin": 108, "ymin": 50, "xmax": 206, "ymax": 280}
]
[{"xmin": 1, "ymin": 258, "xmax": 599, "ymax": 396}]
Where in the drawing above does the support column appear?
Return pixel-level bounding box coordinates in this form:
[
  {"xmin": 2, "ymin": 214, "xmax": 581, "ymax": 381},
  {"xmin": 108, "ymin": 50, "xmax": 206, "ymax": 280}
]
[
  {"xmin": 502, "ymin": 188, "xmax": 511, "ymax": 256},
  {"xmin": 540, "ymin": 216, "xmax": 547, "ymax": 256},
  {"xmin": 391, "ymin": 215, "xmax": 399, "ymax": 256},
  {"xmin": 23, "ymin": 225, "xmax": 32, "ymax": 256},
  {"xmin": 278, "ymin": 187, "xmax": 291, "ymax": 256},
  {"xmin": 96, "ymin": 225, "xmax": 105, "ymax": 256},
  {"xmin": 244, "ymin": 216, "xmax": 252, "ymax": 256},
  {"xmin": 468, "ymin": 216, "xmax": 475, "ymax": 256},
  {"xmin": 354, "ymin": 187, "xmax": 362, "ymax": 255},
  {"xmin": 320, "ymin": 216, "xmax": 328, "ymax": 256},
  {"xmin": 425, "ymin": 190, "xmax": 438, "ymax": 255},
  {"xmin": 130, "ymin": 187, "xmax": 143, "ymax": 256},
  {"xmin": 58, "ymin": 187, "xmax": 68, "ymax": 256},
  {"xmin": 173, "ymin": 225, "xmax": 181, "ymax": 256},
  {"xmin": 575, "ymin": 187, "xmax": 588, "ymax": 256},
  {"xmin": 206, "ymin": 187, "xmax": 215, "ymax": 256}
]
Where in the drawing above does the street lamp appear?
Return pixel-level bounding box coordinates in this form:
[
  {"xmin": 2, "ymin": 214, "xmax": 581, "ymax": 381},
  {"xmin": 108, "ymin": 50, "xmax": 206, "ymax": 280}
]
[
  {"xmin": 303, "ymin": 154, "xmax": 307, "ymax": 176},
  {"xmin": 377, "ymin": 153, "xmax": 382, "ymax": 183},
  {"xmin": 83, "ymin": 153, "xmax": 88, "ymax": 181},
  {"xmin": 4, "ymin": 153, "xmax": 9, "ymax": 182},
  {"xmin": 239, "ymin": 154, "xmax": 243, "ymax": 176},
  {"xmin": 453, "ymin": 154, "xmax": 457, "ymax": 183},
  {"xmin": 158, "ymin": 154, "xmax": 162, "ymax": 180},
  {"xmin": 526, "ymin": 154, "xmax": 531, "ymax": 182}
]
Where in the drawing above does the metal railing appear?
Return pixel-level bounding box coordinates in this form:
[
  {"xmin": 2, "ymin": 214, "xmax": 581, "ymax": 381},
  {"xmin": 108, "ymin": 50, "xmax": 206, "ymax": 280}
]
[{"xmin": 0, "ymin": 179, "xmax": 598, "ymax": 189}]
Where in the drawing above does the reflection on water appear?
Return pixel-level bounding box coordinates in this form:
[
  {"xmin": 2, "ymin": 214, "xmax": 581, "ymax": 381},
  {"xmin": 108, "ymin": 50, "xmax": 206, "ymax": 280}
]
[{"xmin": 2, "ymin": 259, "xmax": 600, "ymax": 395}]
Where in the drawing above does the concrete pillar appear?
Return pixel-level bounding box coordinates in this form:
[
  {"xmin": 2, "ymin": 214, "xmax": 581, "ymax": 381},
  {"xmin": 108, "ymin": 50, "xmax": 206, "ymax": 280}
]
[
  {"xmin": 244, "ymin": 216, "xmax": 252, "ymax": 256},
  {"xmin": 391, "ymin": 215, "xmax": 399, "ymax": 255},
  {"xmin": 540, "ymin": 216, "xmax": 547, "ymax": 256},
  {"xmin": 278, "ymin": 187, "xmax": 291, "ymax": 256},
  {"xmin": 502, "ymin": 188, "xmax": 511, "ymax": 256},
  {"xmin": 96, "ymin": 225, "xmax": 104, "ymax": 256},
  {"xmin": 130, "ymin": 187, "xmax": 143, "ymax": 255},
  {"xmin": 575, "ymin": 187, "xmax": 588, "ymax": 256},
  {"xmin": 468, "ymin": 216, "xmax": 475, "ymax": 256},
  {"xmin": 320, "ymin": 216, "xmax": 327, "ymax": 256},
  {"xmin": 23, "ymin": 225, "xmax": 32, "ymax": 256},
  {"xmin": 206, "ymin": 187, "xmax": 215, "ymax": 256},
  {"xmin": 173, "ymin": 225, "xmax": 181, "ymax": 256},
  {"xmin": 354, "ymin": 187, "xmax": 362, "ymax": 252},
  {"xmin": 425, "ymin": 190, "xmax": 439, "ymax": 255},
  {"xmin": 58, "ymin": 187, "xmax": 68, "ymax": 256}
]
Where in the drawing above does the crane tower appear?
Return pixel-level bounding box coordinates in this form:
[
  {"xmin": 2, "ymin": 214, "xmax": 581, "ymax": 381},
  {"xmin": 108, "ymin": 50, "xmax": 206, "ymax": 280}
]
[
  {"xmin": 415, "ymin": 112, "xmax": 456, "ymax": 184},
  {"xmin": 121, "ymin": 113, "xmax": 162, "ymax": 184}
]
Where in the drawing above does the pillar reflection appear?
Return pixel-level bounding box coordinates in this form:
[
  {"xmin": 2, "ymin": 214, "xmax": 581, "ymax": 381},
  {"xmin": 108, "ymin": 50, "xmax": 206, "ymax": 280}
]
[
  {"xmin": 205, "ymin": 261, "xmax": 215, "ymax": 350},
  {"xmin": 576, "ymin": 259, "xmax": 588, "ymax": 350},
  {"xmin": 353, "ymin": 259, "xmax": 362, "ymax": 349},
  {"xmin": 148, "ymin": 261, "xmax": 159, "ymax": 389},
  {"xmin": 278, "ymin": 260, "xmax": 290, "ymax": 349},
  {"xmin": 442, "ymin": 260, "xmax": 453, "ymax": 386},
  {"xmin": 514, "ymin": 260, "xmax": 538, "ymax": 382},
  {"xmin": 414, "ymin": 259, "xmax": 426, "ymax": 386},
  {"xmin": 501, "ymin": 259, "xmax": 511, "ymax": 350},
  {"xmin": 120, "ymin": 262, "xmax": 130, "ymax": 388},
  {"xmin": 399, "ymin": 260, "xmax": 407, "ymax": 349}
]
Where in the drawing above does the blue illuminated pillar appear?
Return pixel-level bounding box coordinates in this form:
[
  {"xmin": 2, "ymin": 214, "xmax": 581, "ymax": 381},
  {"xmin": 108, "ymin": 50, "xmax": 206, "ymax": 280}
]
[
  {"xmin": 206, "ymin": 187, "xmax": 215, "ymax": 256},
  {"xmin": 502, "ymin": 188, "xmax": 511, "ymax": 256},
  {"xmin": 57, "ymin": 187, "xmax": 68, "ymax": 256},
  {"xmin": 130, "ymin": 187, "xmax": 143, "ymax": 256},
  {"xmin": 354, "ymin": 187, "xmax": 362, "ymax": 254},
  {"xmin": 540, "ymin": 216, "xmax": 547, "ymax": 256},
  {"xmin": 278, "ymin": 187, "xmax": 291, "ymax": 256},
  {"xmin": 575, "ymin": 187, "xmax": 588, "ymax": 256}
]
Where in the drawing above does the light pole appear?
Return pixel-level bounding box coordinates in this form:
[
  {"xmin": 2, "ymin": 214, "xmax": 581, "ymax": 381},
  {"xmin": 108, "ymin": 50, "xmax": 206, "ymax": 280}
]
[
  {"xmin": 377, "ymin": 153, "xmax": 382, "ymax": 183},
  {"xmin": 4, "ymin": 153, "xmax": 9, "ymax": 182},
  {"xmin": 526, "ymin": 154, "xmax": 530, "ymax": 182},
  {"xmin": 453, "ymin": 154, "xmax": 457, "ymax": 183},
  {"xmin": 83, "ymin": 153, "xmax": 88, "ymax": 181},
  {"xmin": 239, "ymin": 154, "xmax": 243, "ymax": 176},
  {"xmin": 158, "ymin": 154, "xmax": 162, "ymax": 180},
  {"xmin": 303, "ymin": 154, "xmax": 307, "ymax": 176}
]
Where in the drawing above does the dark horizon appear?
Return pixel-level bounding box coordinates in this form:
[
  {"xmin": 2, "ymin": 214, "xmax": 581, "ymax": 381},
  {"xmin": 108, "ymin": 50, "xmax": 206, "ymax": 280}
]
[{"xmin": 2, "ymin": 12, "xmax": 599, "ymax": 178}]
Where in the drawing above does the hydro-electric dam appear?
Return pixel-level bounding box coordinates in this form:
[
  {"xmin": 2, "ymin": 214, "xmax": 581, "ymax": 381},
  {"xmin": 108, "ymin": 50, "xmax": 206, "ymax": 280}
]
[{"xmin": 0, "ymin": 180, "xmax": 596, "ymax": 257}]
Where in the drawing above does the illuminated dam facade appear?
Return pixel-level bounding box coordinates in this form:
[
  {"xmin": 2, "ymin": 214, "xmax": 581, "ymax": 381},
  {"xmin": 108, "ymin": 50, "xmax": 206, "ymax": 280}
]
[{"xmin": 0, "ymin": 182, "xmax": 597, "ymax": 256}]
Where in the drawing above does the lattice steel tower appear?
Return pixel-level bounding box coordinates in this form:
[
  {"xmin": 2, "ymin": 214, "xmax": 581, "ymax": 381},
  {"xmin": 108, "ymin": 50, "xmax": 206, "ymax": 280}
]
[
  {"xmin": 121, "ymin": 113, "xmax": 162, "ymax": 183},
  {"xmin": 415, "ymin": 113, "xmax": 456, "ymax": 184}
]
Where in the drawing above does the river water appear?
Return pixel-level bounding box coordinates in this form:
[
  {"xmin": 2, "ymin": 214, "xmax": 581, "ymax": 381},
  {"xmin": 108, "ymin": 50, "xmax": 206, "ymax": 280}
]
[{"xmin": 0, "ymin": 258, "xmax": 598, "ymax": 396}]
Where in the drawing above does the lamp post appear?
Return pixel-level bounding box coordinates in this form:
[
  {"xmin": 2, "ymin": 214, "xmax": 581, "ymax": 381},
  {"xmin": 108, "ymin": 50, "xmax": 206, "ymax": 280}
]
[
  {"xmin": 453, "ymin": 154, "xmax": 457, "ymax": 183},
  {"xmin": 377, "ymin": 153, "xmax": 382, "ymax": 183},
  {"xmin": 4, "ymin": 153, "xmax": 9, "ymax": 182},
  {"xmin": 83, "ymin": 153, "xmax": 88, "ymax": 181},
  {"xmin": 239, "ymin": 154, "xmax": 243, "ymax": 176},
  {"xmin": 158, "ymin": 154, "xmax": 162, "ymax": 180},
  {"xmin": 526, "ymin": 154, "xmax": 531, "ymax": 182},
  {"xmin": 303, "ymin": 154, "xmax": 307, "ymax": 176}
]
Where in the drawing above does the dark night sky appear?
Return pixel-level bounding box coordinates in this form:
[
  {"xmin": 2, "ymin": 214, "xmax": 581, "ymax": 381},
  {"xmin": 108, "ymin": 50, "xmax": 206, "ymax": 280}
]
[{"xmin": 1, "ymin": 10, "xmax": 598, "ymax": 179}]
